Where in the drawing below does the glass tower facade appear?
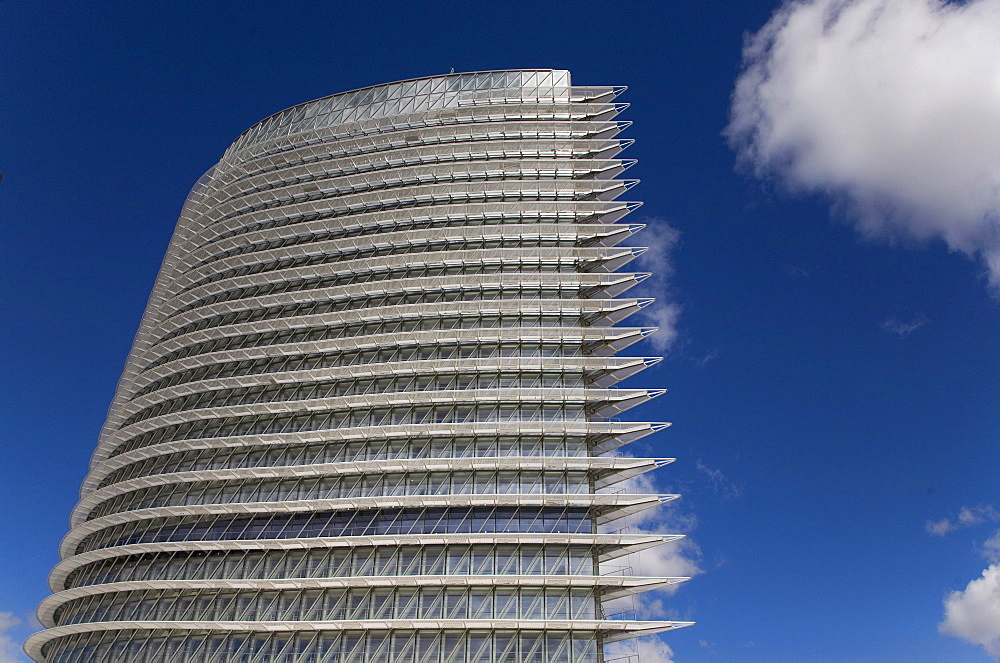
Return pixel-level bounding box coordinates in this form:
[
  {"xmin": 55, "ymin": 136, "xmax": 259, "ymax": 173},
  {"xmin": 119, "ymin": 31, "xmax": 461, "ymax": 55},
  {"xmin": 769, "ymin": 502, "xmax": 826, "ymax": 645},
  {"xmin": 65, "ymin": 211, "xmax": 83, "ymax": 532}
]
[{"xmin": 28, "ymin": 70, "xmax": 692, "ymax": 663}]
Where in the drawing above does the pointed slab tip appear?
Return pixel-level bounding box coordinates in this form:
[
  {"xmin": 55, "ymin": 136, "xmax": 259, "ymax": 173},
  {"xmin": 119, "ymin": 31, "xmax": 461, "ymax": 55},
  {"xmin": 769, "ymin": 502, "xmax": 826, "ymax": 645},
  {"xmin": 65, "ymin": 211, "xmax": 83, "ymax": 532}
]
[
  {"xmin": 642, "ymin": 357, "xmax": 663, "ymax": 366},
  {"xmin": 600, "ymin": 620, "xmax": 696, "ymax": 643}
]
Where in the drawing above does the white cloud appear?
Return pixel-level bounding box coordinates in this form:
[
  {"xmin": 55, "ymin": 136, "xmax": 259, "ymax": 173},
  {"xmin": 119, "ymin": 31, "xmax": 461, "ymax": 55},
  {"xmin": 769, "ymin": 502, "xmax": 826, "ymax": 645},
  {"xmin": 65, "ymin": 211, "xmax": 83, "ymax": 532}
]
[
  {"xmin": 631, "ymin": 535, "xmax": 702, "ymax": 581},
  {"xmin": 631, "ymin": 220, "xmax": 682, "ymax": 352},
  {"xmin": 880, "ymin": 315, "xmax": 928, "ymax": 338},
  {"xmin": 981, "ymin": 530, "xmax": 1000, "ymax": 565},
  {"xmin": 960, "ymin": 505, "xmax": 1000, "ymax": 526},
  {"xmin": 926, "ymin": 518, "xmax": 958, "ymax": 537},
  {"xmin": 693, "ymin": 348, "xmax": 720, "ymax": 367},
  {"xmin": 0, "ymin": 613, "xmax": 26, "ymax": 663},
  {"xmin": 926, "ymin": 504, "xmax": 1000, "ymax": 536},
  {"xmin": 605, "ymin": 636, "xmax": 677, "ymax": 663},
  {"xmin": 939, "ymin": 564, "xmax": 1000, "ymax": 657},
  {"xmin": 696, "ymin": 460, "xmax": 743, "ymax": 500},
  {"xmin": 931, "ymin": 507, "xmax": 1000, "ymax": 656},
  {"xmin": 727, "ymin": 0, "xmax": 1000, "ymax": 290},
  {"xmin": 599, "ymin": 472, "xmax": 703, "ymax": 622}
]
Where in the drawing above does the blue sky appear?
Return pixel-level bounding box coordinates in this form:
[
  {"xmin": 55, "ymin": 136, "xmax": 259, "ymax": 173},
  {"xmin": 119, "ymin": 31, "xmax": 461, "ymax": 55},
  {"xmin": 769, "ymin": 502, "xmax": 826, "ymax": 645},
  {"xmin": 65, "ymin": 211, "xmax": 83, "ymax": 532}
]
[{"xmin": 2, "ymin": 2, "xmax": 999, "ymax": 661}]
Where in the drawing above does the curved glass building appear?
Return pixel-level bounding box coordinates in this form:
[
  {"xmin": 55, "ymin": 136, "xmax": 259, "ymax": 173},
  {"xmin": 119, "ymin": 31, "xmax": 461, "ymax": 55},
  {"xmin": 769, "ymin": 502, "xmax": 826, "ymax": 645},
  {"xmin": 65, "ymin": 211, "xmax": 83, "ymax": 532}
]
[{"xmin": 28, "ymin": 69, "xmax": 692, "ymax": 663}]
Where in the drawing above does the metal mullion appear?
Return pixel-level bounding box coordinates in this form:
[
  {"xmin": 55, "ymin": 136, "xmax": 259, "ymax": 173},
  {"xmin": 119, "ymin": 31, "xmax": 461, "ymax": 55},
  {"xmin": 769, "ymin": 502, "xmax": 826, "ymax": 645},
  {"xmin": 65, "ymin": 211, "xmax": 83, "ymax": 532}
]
[
  {"xmin": 245, "ymin": 511, "xmax": 278, "ymax": 540},
  {"xmin": 187, "ymin": 549, "xmax": 215, "ymax": 582},
  {"xmin": 283, "ymin": 549, "xmax": 311, "ymax": 580},
  {"xmin": 290, "ymin": 442, "xmax": 312, "ymax": 466},
  {"xmin": 388, "ymin": 472, "xmax": 407, "ymax": 497},
  {"xmin": 258, "ymin": 589, "xmax": 283, "ymax": 621},
  {"xmin": 156, "ymin": 633, "xmax": 190, "ymax": 663},
  {"xmin": 368, "ymin": 632, "xmax": 391, "ymax": 661},
  {"xmin": 387, "ymin": 631, "xmax": 419, "ymax": 661},
  {"xmin": 337, "ymin": 506, "xmax": 368, "ymax": 537},
  {"xmin": 227, "ymin": 589, "xmax": 258, "ymax": 621},
  {"xmin": 246, "ymin": 634, "xmax": 280, "ymax": 663},
  {"xmin": 286, "ymin": 631, "xmax": 319, "ymax": 662},
  {"xmin": 451, "ymin": 505, "xmax": 476, "ymax": 534},
  {"xmin": 244, "ymin": 549, "xmax": 272, "ymax": 580},
  {"xmin": 523, "ymin": 587, "xmax": 546, "ymax": 619},
  {"xmin": 355, "ymin": 547, "xmax": 377, "ymax": 577},
  {"xmin": 343, "ymin": 631, "xmax": 368, "ymax": 663},
  {"xmin": 342, "ymin": 473, "xmax": 364, "ymax": 499},
  {"xmin": 223, "ymin": 631, "xmax": 256, "ymax": 661},
  {"xmin": 151, "ymin": 586, "xmax": 185, "ymax": 622},
  {"xmin": 523, "ymin": 505, "xmax": 548, "ymax": 534},
  {"xmin": 217, "ymin": 550, "xmax": 245, "ymax": 581},
  {"xmin": 468, "ymin": 631, "xmax": 492, "ymax": 663},
  {"xmin": 328, "ymin": 547, "xmax": 350, "ymax": 577},
  {"xmin": 522, "ymin": 632, "xmax": 545, "ymax": 661}
]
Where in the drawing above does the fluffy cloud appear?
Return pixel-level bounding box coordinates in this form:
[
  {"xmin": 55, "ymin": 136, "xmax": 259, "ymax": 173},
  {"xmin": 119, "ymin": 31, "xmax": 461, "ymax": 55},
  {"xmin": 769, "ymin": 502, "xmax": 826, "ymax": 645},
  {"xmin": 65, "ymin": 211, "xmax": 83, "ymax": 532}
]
[
  {"xmin": 727, "ymin": 0, "xmax": 1000, "ymax": 289},
  {"xmin": 631, "ymin": 220, "xmax": 682, "ymax": 352},
  {"xmin": 605, "ymin": 636, "xmax": 677, "ymax": 663},
  {"xmin": 928, "ymin": 506, "xmax": 1000, "ymax": 655},
  {"xmin": 630, "ymin": 536, "xmax": 702, "ymax": 582},
  {"xmin": 982, "ymin": 531, "xmax": 1000, "ymax": 565},
  {"xmin": 601, "ymin": 473, "xmax": 703, "ymax": 580},
  {"xmin": 939, "ymin": 565, "xmax": 1000, "ymax": 657},
  {"xmin": 925, "ymin": 504, "xmax": 1000, "ymax": 536},
  {"xmin": 0, "ymin": 613, "xmax": 26, "ymax": 663},
  {"xmin": 599, "ymin": 472, "xmax": 703, "ymax": 624}
]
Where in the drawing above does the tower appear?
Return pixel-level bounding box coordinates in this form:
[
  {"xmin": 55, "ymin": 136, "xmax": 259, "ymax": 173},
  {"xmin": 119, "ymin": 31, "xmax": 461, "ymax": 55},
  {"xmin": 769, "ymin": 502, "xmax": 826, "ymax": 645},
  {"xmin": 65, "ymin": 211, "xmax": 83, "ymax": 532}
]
[{"xmin": 28, "ymin": 70, "xmax": 692, "ymax": 663}]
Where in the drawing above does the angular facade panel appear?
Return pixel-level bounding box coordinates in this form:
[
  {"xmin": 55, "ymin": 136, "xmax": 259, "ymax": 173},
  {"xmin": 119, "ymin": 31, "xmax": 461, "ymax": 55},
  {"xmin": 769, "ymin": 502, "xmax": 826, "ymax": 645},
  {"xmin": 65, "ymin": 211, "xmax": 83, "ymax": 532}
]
[{"xmin": 29, "ymin": 70, "xmax": 692, "ymax": 663}]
